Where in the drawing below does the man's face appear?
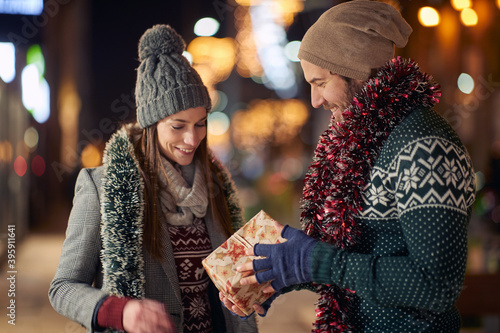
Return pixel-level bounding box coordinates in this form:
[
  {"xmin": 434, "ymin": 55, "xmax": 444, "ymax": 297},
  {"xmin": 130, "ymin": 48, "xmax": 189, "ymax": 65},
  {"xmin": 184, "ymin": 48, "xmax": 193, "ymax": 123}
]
[{"xmin": 300, "ymin": 59, "xmax": 362, "ymax": 123}]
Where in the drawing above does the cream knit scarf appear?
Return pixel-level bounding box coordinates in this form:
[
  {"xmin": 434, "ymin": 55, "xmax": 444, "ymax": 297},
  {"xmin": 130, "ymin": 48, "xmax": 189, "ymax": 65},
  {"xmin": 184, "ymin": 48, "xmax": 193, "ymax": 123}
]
[{"xmin": 158, "ymin": 156, "xmax": 208, "ymax": 226}]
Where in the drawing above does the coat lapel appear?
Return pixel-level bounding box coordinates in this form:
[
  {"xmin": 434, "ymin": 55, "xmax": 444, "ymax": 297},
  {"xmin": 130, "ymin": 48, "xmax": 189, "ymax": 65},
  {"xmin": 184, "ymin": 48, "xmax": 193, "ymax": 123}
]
[{"xmin": 158, "ymin": 211, "xmax": 183, "ymax": 305}]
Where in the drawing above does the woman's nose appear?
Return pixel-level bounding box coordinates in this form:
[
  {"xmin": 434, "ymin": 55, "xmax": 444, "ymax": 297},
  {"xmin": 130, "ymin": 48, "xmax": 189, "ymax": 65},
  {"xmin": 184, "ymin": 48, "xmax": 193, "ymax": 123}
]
[{"xmin": 184, "ymin": 129, "xmax": 199, "ymax": 146}]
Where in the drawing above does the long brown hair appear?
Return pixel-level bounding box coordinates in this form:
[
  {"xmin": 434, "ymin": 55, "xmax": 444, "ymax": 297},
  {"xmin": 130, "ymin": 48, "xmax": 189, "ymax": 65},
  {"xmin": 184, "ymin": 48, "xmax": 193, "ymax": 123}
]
[{"xmin": 130, "ymin": 122, "xmax": 234, "ymax": 259}]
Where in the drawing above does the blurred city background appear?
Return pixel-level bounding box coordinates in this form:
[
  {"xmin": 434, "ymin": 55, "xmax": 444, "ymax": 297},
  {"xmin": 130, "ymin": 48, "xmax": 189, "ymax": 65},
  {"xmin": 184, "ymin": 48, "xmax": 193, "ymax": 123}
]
[{"xmin": 0, "ymin": 0, "xmax": 499, "ymax": 332}]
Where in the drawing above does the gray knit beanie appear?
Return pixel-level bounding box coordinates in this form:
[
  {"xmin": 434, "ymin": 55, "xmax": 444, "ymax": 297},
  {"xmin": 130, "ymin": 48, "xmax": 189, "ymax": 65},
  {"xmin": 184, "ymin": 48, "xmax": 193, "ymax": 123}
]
[
  {"xmin": 135, "ymin": 24, "xmax": 211, "ymax": 129},
  {"xmin": 298, "ymin": 0, "xmax": 412, "ymax": 81}
]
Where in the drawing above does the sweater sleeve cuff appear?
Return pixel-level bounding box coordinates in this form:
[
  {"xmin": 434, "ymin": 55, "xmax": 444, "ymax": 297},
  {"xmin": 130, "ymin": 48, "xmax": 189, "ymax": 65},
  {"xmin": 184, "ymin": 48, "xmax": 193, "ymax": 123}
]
[
  {"xmin": 96, "ymin": 295, "xmax": 132, "ymax": 331},
  {"xmin": 311, "ymin": 241, "xmax": 339, "ymax": 284}
]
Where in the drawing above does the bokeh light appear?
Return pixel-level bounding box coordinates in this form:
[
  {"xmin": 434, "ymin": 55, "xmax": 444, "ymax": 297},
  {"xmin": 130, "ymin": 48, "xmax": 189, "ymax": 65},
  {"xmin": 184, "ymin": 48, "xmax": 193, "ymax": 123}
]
[
  {"xmin": 27, "ymin": 44, "xmax": 45, "ymax": 77},
  {"xmin": 24, "ymin": 126, "xmax": 39, "ymax": 150},
  {"xmin": 460, "ymin": 8, "xmax": 478, "ymax": 26},
  {"xmin": 212, "ymin": 90, "xmax": 228, "ymax": 112},
  {"xmin": 451, "ymin": 0, "xmax": 471, "ymax": 11},
  {"xmin": 194, "ymin": 17, "xmax": 220, "ymax": 37},
  {"xmin": 208, "ymin": 112, "xmax": 230, "ymax": 136},
  {"xmin": 187, "ymin": 36, "xmax": 236, "ymax": 84},
  {"xmin": 21, "ymin": 64, "xmax": 51, "ymax": 123},
  {"xmin": 31, "ymin": 155, "xmax": 46, "ymax": 176},
  {"xmin": 284, "ymin": 41, "xmax": 301, "ymax": 62},
  {"xmin": 251, "ymin": 4, "xmax": 297, "ymax": 98},
  {"xmin": 14, "ymin": 156, "xmax": 27, "ymax": 177},
  {"xmin": 22, "ymin": 64, "xmax": 39, "ymax": 111},
  {"xmin": 457, "ymin": 73, "xmax": 475, "ymax": 94},
  {"xmin": 0, "ymin": 42, "xmax": 15, "ymax": 83},
  {"xmin": 33, "ymin": 78, "xmax": 50, "ymax": 123},
  {"xmin": 0, "ymin": 141, "xmax": 13, "ymax": 163},
  {"xmin": 418, "ymin": 7, "xmax": 440, "ymax": 27},
  {"xmin": 232, "ymin": 99, "xmax": 308, "ymax": 150},
  {"xmin": 81, "ymin": 144, "xmax": 102, "ymax": 168},
  {"xmin": 234, "ymin": 0, "xmax": 253, "ymax": 6},
  {"xmin": 0, "ymin": 0, "xmax": 43, "ymax": 15},
  {"xmin": 182, "ymin": 51, "xmax": 193, "ymax": 65}
]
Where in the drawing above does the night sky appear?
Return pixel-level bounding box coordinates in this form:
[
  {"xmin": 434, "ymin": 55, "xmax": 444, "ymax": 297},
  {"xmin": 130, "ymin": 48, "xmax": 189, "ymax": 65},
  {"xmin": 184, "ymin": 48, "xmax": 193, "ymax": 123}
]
[{"xmin": 88, "ymin": 0, "xmax": 230, "ymax": 128}]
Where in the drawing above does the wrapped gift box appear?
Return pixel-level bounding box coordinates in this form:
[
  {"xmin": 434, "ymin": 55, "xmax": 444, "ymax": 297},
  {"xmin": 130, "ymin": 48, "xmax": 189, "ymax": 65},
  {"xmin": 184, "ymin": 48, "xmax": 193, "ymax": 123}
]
[{"xmin": 202, "ymin": 210, "xmax": 286, "ymax": 316}]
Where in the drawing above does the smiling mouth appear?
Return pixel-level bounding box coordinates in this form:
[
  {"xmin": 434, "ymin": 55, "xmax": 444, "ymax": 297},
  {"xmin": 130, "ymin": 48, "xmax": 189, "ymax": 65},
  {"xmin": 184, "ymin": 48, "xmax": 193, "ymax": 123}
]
[{"xmin": 178, "ymin": 147, "xmax": 195, "ymax": 154}]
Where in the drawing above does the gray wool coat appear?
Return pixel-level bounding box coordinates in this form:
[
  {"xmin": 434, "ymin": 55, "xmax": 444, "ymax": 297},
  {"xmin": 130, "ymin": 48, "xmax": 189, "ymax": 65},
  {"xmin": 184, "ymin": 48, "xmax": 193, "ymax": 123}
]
[{"xmin": 49, "ymin": 129, "xmax": 258, "ymax": 333}]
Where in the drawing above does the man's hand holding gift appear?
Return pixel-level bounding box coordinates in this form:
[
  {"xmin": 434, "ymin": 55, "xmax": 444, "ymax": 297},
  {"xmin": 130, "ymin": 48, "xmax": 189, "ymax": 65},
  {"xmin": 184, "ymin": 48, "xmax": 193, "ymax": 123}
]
[{"xmin": 220, "ymin": 220, "xmax": 318, "ymax": 317}]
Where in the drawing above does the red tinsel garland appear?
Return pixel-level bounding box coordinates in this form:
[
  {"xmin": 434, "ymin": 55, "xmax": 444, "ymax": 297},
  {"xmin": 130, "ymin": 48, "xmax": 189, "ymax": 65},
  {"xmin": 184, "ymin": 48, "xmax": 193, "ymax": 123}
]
[{"xmin": 300, "ymin": 57, "xmax": 441, "ymax": 332}]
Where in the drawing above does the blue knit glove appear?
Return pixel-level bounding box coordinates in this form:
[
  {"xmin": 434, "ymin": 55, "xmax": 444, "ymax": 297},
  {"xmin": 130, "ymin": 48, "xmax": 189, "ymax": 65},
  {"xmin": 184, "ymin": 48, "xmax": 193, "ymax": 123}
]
[{"xmin": 253, "ymin": 225, "xmax": 317, "ymax": 291}]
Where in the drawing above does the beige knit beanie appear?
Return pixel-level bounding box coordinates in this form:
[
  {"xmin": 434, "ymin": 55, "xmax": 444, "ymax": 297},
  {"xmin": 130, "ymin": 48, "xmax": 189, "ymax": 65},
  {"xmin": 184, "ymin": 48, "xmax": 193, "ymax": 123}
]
[{"xmin": 298, "ymin": 0, "xmax": 412, "ymax": 81}]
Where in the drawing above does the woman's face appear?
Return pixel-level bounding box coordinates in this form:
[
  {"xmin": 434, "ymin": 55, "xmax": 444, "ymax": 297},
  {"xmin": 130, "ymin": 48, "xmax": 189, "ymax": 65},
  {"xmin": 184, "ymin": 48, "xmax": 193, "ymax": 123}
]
[{"xmin": 157, "ymin": 106, "xmax": 207, "ymax": 166}]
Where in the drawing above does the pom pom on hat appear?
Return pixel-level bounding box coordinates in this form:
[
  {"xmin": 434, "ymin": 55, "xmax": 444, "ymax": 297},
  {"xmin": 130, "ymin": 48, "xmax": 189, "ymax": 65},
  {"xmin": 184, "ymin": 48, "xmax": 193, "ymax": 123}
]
[
  {"xmin": 138, "ymin": 24, "xmax": 185, "ymax": 61},
  {"xmin": 135, "ymin": 24, "xmax": 211, "ymax": 129}
]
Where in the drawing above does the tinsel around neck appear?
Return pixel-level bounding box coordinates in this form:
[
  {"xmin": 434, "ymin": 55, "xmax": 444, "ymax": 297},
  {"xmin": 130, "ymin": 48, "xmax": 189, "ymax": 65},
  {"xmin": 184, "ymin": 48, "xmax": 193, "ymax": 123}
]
[
  {"xmin": 301, "ymin": 56, "xmax": 440, "ymax": 248},
  {"xmin": 299, "ymin": 57, "xmax": 441, "ymax": 332}
]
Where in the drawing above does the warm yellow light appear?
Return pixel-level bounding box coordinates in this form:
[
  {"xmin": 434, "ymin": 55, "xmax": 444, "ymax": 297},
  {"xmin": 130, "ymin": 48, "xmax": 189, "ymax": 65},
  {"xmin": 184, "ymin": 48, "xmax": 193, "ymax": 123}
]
[
  {"xmin": 81, "ymin": 144, "xmax": 102, "ymax": 168},
  {"xmin": 58, "ymin": 80, "xmax": 81, "ymax": 169},
  {"xmin": 0, "ymin": 141, "xmax": 13, "ymax": 163},
  {"xmin": 234, "ymin": 6, "xmax": 263, "ymax": 78},
  {"xmin": 208, "ymin": 131, "xmax": 230, "ymax": 146},
  {"xmin": 451, "ymin": 0, "xmax": 471, "ymax": 11},
  {"xmin": 418, "ymin": 7, "xmax": 440, "ymax": 27},
  {"xmin": 231, "ymin": 99, "xmax": 308, "ymax": 150},
  {"xmin": 234, "ymin": 0, "xmax": 255, "ymax": 6},
  {"xmin": 460, "ymin": 8, "xmax": 478, "ymax": 26},
  {"xmin": 187, "ymin": 37, "xmax": 236, "ymax": 83},
  {"xmin": 272, "ymin": 0, "xmax": 304, "ymax": 26},
  {"xmin": 497, "ymin": 0, "xmax": 500, "ymax": 10}
]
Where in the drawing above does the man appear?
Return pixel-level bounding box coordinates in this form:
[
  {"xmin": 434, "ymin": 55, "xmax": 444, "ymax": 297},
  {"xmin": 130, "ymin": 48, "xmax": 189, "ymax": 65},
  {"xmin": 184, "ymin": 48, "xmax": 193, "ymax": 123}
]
[{"xmin": 221, "ymin": 1, "xmax": 476, "ymax": 332}]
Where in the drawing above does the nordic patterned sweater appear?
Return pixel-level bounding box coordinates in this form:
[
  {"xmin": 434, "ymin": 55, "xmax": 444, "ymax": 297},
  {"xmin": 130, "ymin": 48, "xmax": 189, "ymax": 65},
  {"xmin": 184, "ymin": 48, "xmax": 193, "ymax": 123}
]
[{"xmin": 310, "ymin": 106, "xmax": 476, "ymax": 332}]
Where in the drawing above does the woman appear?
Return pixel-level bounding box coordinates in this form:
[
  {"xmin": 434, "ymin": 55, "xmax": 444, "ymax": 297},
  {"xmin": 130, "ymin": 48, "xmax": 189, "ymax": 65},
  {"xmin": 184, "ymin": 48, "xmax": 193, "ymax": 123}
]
[{"xmin": 49, "ymin": 24, "xmax": 258, "ymax": 333}]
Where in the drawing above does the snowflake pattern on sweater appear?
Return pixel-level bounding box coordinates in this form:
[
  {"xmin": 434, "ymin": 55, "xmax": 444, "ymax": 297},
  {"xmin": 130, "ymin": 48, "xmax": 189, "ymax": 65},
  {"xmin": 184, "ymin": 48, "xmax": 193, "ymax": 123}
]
[
  {"xmin": 312, "ymin": 107, "xmax": 476, "ymax": 332},
  {"xmin": 168, "ymin": 218, "xmax": 214, "ymax": 333}
]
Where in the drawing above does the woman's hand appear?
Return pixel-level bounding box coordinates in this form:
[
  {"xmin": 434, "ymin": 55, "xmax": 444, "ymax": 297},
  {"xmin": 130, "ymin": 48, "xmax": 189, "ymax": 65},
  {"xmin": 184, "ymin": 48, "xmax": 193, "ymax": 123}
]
[
  {"xmin": 219, "ymin": 291, "xmax": 270, "ymax": 317},
  {"xmin": 218, "ymin": 221, "xmax": 287, "ymax": 317},
  {"xmin": 237, "ymin": 220, "xmax": 285, "ymax": 293},
  {"xmin": 122, "ymin": 299, "xmax": 176, "ymax": 333}
]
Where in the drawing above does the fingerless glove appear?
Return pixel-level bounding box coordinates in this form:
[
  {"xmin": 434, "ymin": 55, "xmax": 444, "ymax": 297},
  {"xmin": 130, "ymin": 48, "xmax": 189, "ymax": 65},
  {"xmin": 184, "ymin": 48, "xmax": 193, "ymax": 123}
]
[{"xmin": 253, "ymin": 225, "xmax": 317, "ymax": 291}]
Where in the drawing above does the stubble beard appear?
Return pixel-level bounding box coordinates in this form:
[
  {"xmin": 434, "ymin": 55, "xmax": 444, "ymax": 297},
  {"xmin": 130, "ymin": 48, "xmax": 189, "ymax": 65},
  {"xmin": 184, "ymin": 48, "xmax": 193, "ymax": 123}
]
[{"xmin": 331, "ymin": 79, "xmax": 364, "ymax": 124}]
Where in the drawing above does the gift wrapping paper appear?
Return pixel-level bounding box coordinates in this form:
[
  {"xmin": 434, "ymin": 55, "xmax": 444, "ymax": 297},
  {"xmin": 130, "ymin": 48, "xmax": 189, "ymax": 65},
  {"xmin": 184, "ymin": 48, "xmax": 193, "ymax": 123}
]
[{"xmin": 202, "ymin": 210, "xmax": 286, "ymax": 316}]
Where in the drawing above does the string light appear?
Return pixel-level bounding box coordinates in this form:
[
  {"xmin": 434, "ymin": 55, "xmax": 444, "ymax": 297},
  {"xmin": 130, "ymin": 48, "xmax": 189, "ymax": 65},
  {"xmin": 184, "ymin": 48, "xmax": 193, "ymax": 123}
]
[
  {"xmin": 31, "ymin": 155, "xmax": 46, "ymax": 176},
  {"xmin": 457, "ymin": 73, "xmax": 474, "ymax": 94},
  {"xmin": 194, "ymin": 17, "xmax": 220, "ymax": 37},
  {"xmin": 14, "ymin": 156, "xmax": 27, "ymax": 177},
  {"xmin": 451, "ymin": 0, "xmax": 471, "ymax": 11},
  {"xmin": 81, "ymin": 144, "xmax": 102, "ymax": 168},
  {"xmin": 460, "ymin": 8, "xmax": 478, "ymax": 26},
  {"xmin": 0, "ymin": 42, "xmax": 15, "ymax": 83},
  {"xmin": 418, "ymin": 7, "xmax": 440, "ymax": 27}
]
